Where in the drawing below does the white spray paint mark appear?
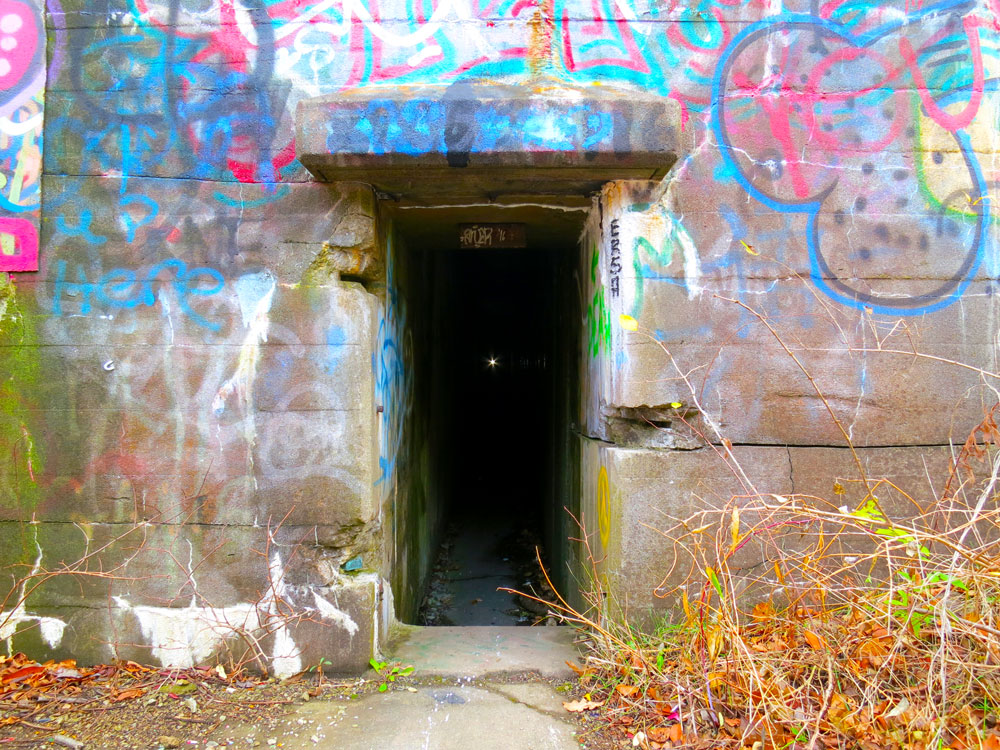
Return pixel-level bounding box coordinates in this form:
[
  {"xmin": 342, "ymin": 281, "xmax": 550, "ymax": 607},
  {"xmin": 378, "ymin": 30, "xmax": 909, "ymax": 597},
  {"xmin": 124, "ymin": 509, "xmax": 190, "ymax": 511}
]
[
  {"xmin": 273, "ymin": 0, "xmax": 339, "ymax": 40},
  {"xmin": 265, "ymin": 552, "xmax": 303, "ymax": 678},
  {"xmin": 762, "ymin": 0, "xmax": 782, "ymax": 73},
  {"xmin": 281, "ymin": 0, "xmax": 493, "ymax": 60},
  {"xmin": 407, "ymin": 44, "xmax": 442, "ymax": 67},
  {"xmin": 270, "ymin": 625, "xmax": 302, "ymax": 680},
  {"xmin": 212, "ymin": 270, "xmax": 276, "ymax": 416},
  {"xmin": 673, "ymin": 215, "xmax": 703, "ymax": 300},
  {"xmin": 114, "ymin": 597, "xmax": 258, "ymax": 669},
  {"xmin": 235, "ymin": 271, "xmax": 277, "ymax": 329},
  {"xmin": 614, "ymin": 0, "xmax": 637, "ymax": 22},
  {"xmin": 115, "ymin": 552, "xmax": 368, "ymax": 679},
  {"xmin": 158, "ymin": 286, "xmax": 175, "ymax": 345},
  {"xmin": 0, "ymin": 542, "xmax": 67, "ymax": 653},
  {"xmin": 311, "ymin": 590, "xmax": 359, "ymax": 636},
  {"xmin": 233, "ymin": 1, "xmax": 258, "ymax": 46},
  {"xmin": 0, "ymin": 112, "xmax": 42, "ymax": 136}
]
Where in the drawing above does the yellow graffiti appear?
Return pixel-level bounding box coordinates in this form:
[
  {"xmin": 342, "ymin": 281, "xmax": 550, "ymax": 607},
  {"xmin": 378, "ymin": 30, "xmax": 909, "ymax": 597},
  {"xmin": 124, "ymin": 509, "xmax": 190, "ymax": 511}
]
[
  {"xmin": 915, "ymin": 90, "xmax": 999, "ymax": 222},
  {"xmin": 597, "ymin": 465, "xmax": 611, "ymax": 547}
]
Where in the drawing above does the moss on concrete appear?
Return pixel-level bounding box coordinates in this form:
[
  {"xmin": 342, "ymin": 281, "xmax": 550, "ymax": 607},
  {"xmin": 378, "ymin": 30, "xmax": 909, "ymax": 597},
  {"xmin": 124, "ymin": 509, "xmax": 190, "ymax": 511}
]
[{"xmin": 0, "ymin": 274, "xmax": 45, "ymax": 530}]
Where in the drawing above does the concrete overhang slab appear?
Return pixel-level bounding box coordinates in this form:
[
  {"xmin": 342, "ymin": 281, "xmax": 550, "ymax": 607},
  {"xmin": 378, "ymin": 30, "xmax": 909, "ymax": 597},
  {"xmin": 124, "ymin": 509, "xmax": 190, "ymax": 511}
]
[{"xmin": 296, "ymin": 79, "xmax": 691, "ymax": 199}]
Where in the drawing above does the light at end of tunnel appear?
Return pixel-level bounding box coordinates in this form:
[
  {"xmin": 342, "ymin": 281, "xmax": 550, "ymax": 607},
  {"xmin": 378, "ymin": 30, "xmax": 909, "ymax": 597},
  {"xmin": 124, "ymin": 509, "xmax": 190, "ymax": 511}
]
[{"xmin": 487, "ymin": 356, "xmax": 499, "ymax": 369}]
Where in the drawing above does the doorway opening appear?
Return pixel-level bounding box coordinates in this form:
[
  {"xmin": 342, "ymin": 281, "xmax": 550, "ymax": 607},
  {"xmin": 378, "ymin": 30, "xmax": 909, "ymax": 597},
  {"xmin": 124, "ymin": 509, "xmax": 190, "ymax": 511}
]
[{"xmin": 388, "ymin": 205, "xmax": 583, "ymax": 626}]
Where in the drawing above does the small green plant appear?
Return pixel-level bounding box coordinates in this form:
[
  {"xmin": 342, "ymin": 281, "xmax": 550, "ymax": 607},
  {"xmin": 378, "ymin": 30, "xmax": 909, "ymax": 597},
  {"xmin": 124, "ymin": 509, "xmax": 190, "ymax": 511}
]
[
  {"xmin": 852, "ymin": 495, "xmax": 973, "ymax": 637},
  {"xmin": 308, "ymin": 657, "xmax": 332, "ymax": 673},
  {"xmin": 368, "ymin": 658, "xmax": 414, "ymax": 692},
  {"xmin": 308, "ymin": 656, "xmax": 333, "ymax": 685}
]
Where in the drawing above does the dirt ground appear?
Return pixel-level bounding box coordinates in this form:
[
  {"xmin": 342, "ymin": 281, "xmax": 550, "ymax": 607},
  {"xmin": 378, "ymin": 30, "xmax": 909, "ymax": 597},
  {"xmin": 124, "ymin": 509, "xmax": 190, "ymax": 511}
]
[
  {"xmin": 1, "ymin": 657, "xmax": 620, "ymax": 750},
  {"xmin": 1, "ymin": 660, "xmax": 372, "ymax": 750}
]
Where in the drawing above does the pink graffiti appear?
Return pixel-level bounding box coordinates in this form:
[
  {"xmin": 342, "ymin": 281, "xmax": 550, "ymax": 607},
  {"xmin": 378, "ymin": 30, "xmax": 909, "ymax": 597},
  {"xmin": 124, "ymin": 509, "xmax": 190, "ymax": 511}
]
[
  {"xmin": 899, "ymin": 15, "xmax": 984, "ymax": 133},
  {"xmin": 561, "ymin": 12, "xmax": 649, "ymax": 74},
  {"xmin": 0, "ymin": 0, "xmax": 38, "ymax": 91},
  {"xmin": 0, "ymin": 216, "xmax": 38, "ymax": 272},
  {"xmin": 721, "ymin": 15, "xmax": 986, "ymax": 202}
]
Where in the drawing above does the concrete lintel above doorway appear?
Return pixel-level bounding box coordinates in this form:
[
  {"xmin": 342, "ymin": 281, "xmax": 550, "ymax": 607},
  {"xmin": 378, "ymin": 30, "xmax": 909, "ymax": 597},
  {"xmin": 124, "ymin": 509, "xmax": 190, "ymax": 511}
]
[{"xmin": 295, "ymin": 79, "xmax": 690, "ymax": 200}]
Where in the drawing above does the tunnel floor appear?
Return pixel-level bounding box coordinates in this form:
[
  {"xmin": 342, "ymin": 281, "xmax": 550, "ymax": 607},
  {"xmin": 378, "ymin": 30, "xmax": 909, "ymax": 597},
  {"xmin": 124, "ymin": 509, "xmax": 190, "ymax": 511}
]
[{"xmin": 418, "ymin": 493, "xmax": 555, "ymax": 626}]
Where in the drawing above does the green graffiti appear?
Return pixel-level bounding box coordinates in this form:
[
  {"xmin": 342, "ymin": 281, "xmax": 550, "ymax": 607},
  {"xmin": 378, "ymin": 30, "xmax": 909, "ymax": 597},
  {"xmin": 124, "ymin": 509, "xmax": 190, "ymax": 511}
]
[
  {"xmin": 911, "ymin": 94, "xmax": 992, "ymax": 226},
  {"xmin": 631, "ymin": 235, "xmax": 674, "ymax": 319},
  {"xmin": 586, "ymin": 246, "xmax": 610, "ymax": 358},
  {"xmin": 0, "ymin": 275, "xmax": 44, "ymax": 518}
]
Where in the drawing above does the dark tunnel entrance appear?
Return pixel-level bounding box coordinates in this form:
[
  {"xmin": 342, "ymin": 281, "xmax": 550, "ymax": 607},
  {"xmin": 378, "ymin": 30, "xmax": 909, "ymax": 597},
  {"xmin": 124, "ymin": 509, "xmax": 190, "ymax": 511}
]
[
  {"xmin": 429, "ymin": 246, "xmax": 558, "ymax": 626},
  {"xmin": 388, "ymin": 206, "xmax": 583, "ymax": 626}
]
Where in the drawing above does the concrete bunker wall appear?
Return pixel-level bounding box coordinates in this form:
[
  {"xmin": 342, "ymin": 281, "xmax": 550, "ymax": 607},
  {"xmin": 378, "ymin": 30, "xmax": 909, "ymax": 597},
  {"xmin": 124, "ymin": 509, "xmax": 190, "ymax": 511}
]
[
  {"xmin": 575, "ymin": 175, "xmax": 999, "ymax": 619},
  {"xmin": 0, "ymin": 0, "xmax": 997, "ymax": 672}
]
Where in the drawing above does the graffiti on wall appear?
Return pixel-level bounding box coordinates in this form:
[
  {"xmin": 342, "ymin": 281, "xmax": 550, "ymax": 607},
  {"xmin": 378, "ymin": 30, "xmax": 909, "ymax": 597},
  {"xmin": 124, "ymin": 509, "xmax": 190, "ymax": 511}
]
[
  {"xmin": 0, "ymin": 0, "xmax": 43, "ymax": 272},
  {"xmin": 44, "ymin": 0, "xmax": 1000, "ymax": 314},
  {"xmin": 48, "ymin": 0, "xmax": 763, "ymax": 184},
  {"xmin": 587, "ymin": 243, "xmax": 611, "ymax": 358},
  {"xmin": 596, "ymin": 464, "xmax": 611, "ymax": 548},
  {"xmin": 50, "ymin": 258, "xmax": 226, "ymax": 330},
  {"xmin": 318, "ymin": 78, "xmax": 679, "ymax": 164},
  {"xmin": 6, "ymin": 0, "xmax": 997, "ymax": 667},
  {"xmin": 712, "ymin": 0, "xmax": 996, "ymax": 315},
  {"xmin": 374, "ymin": 238, "xmax": 412, "ymax": 491}
]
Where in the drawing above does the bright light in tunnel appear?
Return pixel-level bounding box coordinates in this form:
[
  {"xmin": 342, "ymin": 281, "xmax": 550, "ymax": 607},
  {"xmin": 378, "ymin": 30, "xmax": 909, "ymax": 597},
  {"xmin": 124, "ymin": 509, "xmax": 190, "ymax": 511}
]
[{"xmin": 486, "ymin": 356, "xmax": 499, "ymax": 369}]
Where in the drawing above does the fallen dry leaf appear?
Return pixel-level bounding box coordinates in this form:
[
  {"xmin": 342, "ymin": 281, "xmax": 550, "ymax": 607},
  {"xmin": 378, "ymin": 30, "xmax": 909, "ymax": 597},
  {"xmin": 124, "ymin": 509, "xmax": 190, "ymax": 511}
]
[
  {"xmin": 616, "ymin": 684, "xmax": 640, "ymax": 699},
  {"xmin": 563, "ymin": 698, "xmax": 604, "ymax": 712},
  {"xmin": 804, "ymin": 630, "xmax": 824, "ymax": 650},
  {"xmin": 645, "ymin": 725, "xmax": 684, "ymax": 744},
  {"xmin": 3, "ymin": 665, "xmax": 45, "ymax": 683},
  {"xmin": 112, "ymin": 688, "xmax": 145, "ymax": 702}
]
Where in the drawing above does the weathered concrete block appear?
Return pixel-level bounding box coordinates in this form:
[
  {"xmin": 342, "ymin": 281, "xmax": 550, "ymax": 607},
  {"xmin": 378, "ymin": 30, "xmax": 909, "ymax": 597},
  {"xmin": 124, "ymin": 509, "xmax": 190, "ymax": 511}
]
[
  {"xmin": 0, "ymin": 269, "xmax": 378, "ymax": 532},
  {"xmin": 575, "ymin": 438, "xmax": 959, "ymax": 624},
  {"xmin": 595, "ymin": 274, "xmax": 998, "ymax": 447},
  {"xmin": 251, "ymin": 410, "xmax": 374, "ymax": 527},
  {"xmin": 263, "ymin": 281, "xmax": 377, "ymax": 347},
  {"xmin": 297, "ymin": 80, "xmax": 691, "ymax": 197},
  {"xmin": 38, "ymin": 178, "xmax": 369, "ymax": 296},
  {"xmin": 0, "ymin": 521, "xmax": 380, "ymax": 674}
]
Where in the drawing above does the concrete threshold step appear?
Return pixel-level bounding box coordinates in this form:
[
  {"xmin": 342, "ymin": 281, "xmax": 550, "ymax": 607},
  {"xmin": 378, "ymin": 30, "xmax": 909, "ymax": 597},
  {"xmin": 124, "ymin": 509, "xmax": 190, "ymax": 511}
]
[
  {"xmin": 389, "ymin": 625, "xmax": 580, "ymax": 680},
  {"xmin": 208, "ymin": 627, "xmax": 585, "ymax": 750}
]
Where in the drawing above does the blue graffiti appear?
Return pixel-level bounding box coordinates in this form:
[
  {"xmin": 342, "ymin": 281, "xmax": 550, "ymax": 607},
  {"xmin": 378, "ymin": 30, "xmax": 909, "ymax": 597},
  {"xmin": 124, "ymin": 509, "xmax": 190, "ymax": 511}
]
[
  {"xmin": 322, "ymin": 327, "xmax": 347, "ymax": 375},
  {"xmin": 52, "ymin": 258, "xmax": 225, "ymax": 330},
  {"xmin": 711, "ymin": 2, "xmax": 990, "ymax": 315},
  {"xmin": 54, "ymin": 210, "xmax": 107, "ymax": 246},
  {"xmin": 374, "ymin": 238, "xmax": 412, "ymax": 489},
  {"xmin": 326, "ymin": 94, "xmax": 630, "ymax": 162}
]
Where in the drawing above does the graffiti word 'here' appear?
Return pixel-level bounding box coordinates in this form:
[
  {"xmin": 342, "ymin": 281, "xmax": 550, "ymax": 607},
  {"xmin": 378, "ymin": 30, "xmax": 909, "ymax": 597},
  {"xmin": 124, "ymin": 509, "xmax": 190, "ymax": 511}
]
[{"xmin": 52, "ymin": 259, "xmax": 225, "ymax": 330}]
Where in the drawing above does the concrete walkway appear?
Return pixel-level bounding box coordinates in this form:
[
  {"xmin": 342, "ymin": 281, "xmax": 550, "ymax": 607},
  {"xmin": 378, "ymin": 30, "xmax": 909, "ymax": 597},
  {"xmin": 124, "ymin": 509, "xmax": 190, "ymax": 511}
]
[
  {"xmin": 392, "ymin": 625, "xmax": 574, "ymax": 678},
  {"xmin": 209, "ymin": 627, "xmax": 584, "ymax": 749}
]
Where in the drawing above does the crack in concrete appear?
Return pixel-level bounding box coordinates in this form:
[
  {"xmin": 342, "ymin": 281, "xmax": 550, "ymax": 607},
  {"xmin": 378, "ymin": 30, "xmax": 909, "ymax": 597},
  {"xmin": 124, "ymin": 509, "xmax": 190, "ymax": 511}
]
[
  {"xmin": 480, "ymin": 683, "xmax": 574, "ymax": 723},
  {"xmin": 787, "ymin": 445, "xmax": 795, "ymax": 495}
]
